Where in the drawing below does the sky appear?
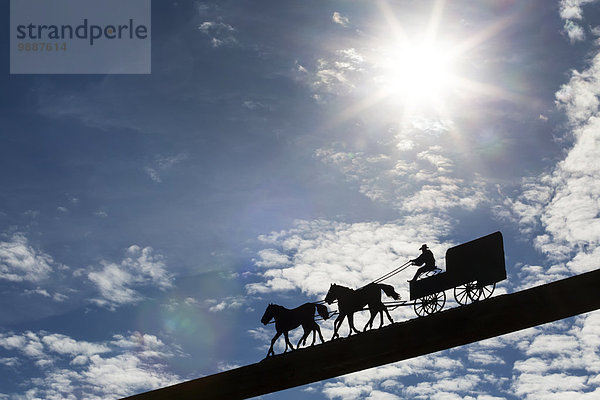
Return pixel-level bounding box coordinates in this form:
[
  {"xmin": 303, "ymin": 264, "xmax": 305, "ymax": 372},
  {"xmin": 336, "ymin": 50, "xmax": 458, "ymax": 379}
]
[{"xmin": 1, "ymin": 0, "xmax": 600, "ymax": 399}]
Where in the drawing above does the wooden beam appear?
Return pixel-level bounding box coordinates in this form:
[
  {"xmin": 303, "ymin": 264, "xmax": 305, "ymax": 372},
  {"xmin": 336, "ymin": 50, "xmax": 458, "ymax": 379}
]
[{"xmin": 122, "ymin": 268, "xmax": 600, "ymax": 400}]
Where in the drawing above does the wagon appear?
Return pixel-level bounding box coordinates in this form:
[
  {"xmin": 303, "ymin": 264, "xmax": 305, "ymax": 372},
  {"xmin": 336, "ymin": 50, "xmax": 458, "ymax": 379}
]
[
  {"xmin": 262, "ymin": 232, "xmax": 507, "ymax": 351},
  {"xmin": 408, "ymin": 231, "xmax": 506, "ymax": 317}
]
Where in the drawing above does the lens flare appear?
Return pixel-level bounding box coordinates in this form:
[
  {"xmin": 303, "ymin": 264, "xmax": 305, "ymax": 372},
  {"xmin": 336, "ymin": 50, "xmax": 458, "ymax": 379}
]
[{"xmin": 377, "ymin": 40, "xmax": 457, "ymax": 108}]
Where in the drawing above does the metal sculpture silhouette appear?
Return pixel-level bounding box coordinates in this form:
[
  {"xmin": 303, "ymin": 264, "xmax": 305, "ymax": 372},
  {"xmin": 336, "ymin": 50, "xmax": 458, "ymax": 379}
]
[
  {"xmin": 409, "ymin": 244, "xmax": 436, "ymax": 281},
  {"xmin": 325, "ymin": 283, "xmax": 400, "ymax": 339},
  {"xmin": 261, "ymin": 302, "xmax": 330, "ymax": 357},
  {"xmin": 258, "ymin": 232, "xmax": 507, "ymax": 357},
  {"xmin": 409, "ymin": 231, "xmax": 506, "ymax": 316}
]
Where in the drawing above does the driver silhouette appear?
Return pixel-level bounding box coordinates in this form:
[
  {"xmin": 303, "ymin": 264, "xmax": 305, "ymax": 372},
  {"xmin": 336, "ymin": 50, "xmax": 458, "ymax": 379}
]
[{"xmin": 409, "ymin": 244, "xmax": 436, "ymax": 281}]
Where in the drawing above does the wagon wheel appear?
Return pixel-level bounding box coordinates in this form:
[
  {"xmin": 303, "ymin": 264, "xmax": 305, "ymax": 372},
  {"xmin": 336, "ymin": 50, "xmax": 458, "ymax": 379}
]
[
  {"xmin": 454, "ymin": 281, "xmax": 480, "ymax": 305},
  {"xmin": 414, "ymin": 291, "xmax": 446, "ymax": 317},
  {"xmin": 476, "ymin": 282, "xmax": 495, "ymax": 300}
]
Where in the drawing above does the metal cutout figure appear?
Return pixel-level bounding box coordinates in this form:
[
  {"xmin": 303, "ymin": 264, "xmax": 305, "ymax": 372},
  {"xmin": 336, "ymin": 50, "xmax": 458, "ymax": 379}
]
[
  {"xmin": 261, "ymin": 302, "xmax": 330, "ymax": 357},
  {"xmin": 409, "ymin": 244, "xmax": 436, "ymax": 281},
  {"xmin": 325, "ymin": 283, "xmax": 400, "ymax": 339}
]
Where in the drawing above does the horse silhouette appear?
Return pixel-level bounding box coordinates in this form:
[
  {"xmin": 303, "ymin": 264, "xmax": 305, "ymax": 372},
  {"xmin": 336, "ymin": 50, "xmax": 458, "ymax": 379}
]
[
  {"xmin": 261, "ymin": 302, "xmax": 330, "ymax": 357},
  {"xmin": 325, "ymin": 283, "xmax": 400, "ymax": 339}
]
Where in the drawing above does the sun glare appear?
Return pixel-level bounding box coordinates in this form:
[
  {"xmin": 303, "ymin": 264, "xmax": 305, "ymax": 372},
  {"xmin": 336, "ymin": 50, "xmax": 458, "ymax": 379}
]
[
  {"xmin": 378, "ymin": 41, "xmax": 456, "ymax": 108},
  {"xmin": 327, "ymin": 2, "xmax": 518, "ymax": 129}
]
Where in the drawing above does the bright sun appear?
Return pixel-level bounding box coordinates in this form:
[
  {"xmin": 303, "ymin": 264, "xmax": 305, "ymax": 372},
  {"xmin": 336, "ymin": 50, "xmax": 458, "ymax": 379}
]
[
  {"xmin": 329, "ymin": 2, "xmax": 514, "ymax": 128},
  {"xmin": 378, "ymin": 40, "xmax": 456, "ymax": 108}
]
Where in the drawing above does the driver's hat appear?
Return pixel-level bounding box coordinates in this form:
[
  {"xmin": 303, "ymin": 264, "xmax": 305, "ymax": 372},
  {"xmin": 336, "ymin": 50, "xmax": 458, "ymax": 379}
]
[{"xmin": 419, "ymin": 244, "xmax": 428, "ymax": 250}]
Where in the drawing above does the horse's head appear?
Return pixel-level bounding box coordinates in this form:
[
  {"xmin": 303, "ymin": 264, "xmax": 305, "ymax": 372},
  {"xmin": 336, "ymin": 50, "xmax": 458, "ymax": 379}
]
[
  {"xmin": 324, "ymin": 284, "xmax": 337, "ymax": 304},
  {"xmin": 261, "ymin": 303, "xmax": 274, "ymax": 325}
]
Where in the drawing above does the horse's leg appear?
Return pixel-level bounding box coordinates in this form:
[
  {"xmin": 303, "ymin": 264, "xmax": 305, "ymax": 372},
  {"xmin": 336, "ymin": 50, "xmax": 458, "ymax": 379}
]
[
  {"xmin": 331, "ymin": 314, "xmax": 344, "ymax": 340},
  {"xmin": 363, "ymin": 309, "xmax": 376, "ymax": 332},
  {"xmin": 310, "ymin": 321, "xmax": 322, "ymax": 345},
  {"xmin": 297, "ymin": 328, "xmax": 309, "ymax": 349},
  {"xmin": 267, "ymin": 332, "xmax": 282, "ymax": 357},
  {"xmin": 348, "ymin": 313, "xmax": 360, "ymax": 336},
  {"xmin": 383, "ymin": 305, "xmax": 394, "ymax": 325},
  {"xmin": 302, "ymin": 323, "xmax": 313, "ymax": 346},
  {"xmin": 372, "ymin": 302, "xmax": 388, "ymax": 328},
  {"xmin": 283, "ymin": 331, "xmax": 294, "ymax": 352},
  {"xmin": 332, "ymin": 314, "xmax": 344, "ymax": 340},
  {"xmin": 315, "ymin": 324, "xmax": 325, "ymax": 344}
]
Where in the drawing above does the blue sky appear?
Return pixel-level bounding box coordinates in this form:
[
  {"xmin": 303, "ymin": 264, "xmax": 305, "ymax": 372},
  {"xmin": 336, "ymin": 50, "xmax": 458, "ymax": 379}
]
[{"xmin": 2, "ymin": 0, "xmax": 600, "ymax": 398}]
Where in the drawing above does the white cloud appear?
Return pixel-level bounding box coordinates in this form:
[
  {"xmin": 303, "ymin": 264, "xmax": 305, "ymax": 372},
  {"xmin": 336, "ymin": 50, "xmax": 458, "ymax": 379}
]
[
  {"xmin": 508, "ymin": 49, "xmax": 600, "ymax": 274},
  {"xmin": 314, "ymin": 118, "xmax": 488, "ymax": 215},
  {"xmin": 242, "ymin": 100, "xmax": 268, "ymax": 110},
  {"xmin": 513, "ymin": 373, "xmax": 587, "ymax": 398},
  {"xmin": 254, "ymin": 248, "xmax": 291, "ymax": 268},
  {"xmin": 23, "ymin": 287, "xmax": 69, "ymax": 302},
  {"xmin": 555, "ymin": 62, "xmax": 600, "ymax": 125},
  {"xmin": 197, "ymin": 21, "xmax": 237, "ymax": 47},
  {"xmin": 559, "ymin": 0, "xmax": 598, "ymax": 21},
  {"xmin": 296, "ymin": 48, "xmax": 365, "ymax": 98},
  {"xmin": 323, "ymin": 382, "xmax": 373, "ymax": 400},
  {"xmin": 93, "ymin": 210, "xmax": 108, "ymax": 218},
  {"xmin": 307, "ymin": 353, "xmax": 507, "ymax": 400},
  {"xmin": 0, "ymin": 234, "xmax": 56, "ymax": 283},
  {"xmin": 303, "ymin": 316, "xmax": 600, "ymax": 399},
  {"xmin": 247, "ymin": 218, "xmax": 452, "ymax": 297},
  {"xmin": 0, "ymin": 357, "xmax": 19, "ymax": 368},
  {"xmin": 506, "ymin": 314, "xmax": 600, "ymax": 398},
  {"xmin": 145, "ymin": 153, "xmax": 187, "ymax": 183},
  {"xmin": 467, "ymin": 352, "xmax": 506, "ymax": 366},
  {"xmin": 203, "ymin": 296, "xmax": 246, "ymax": 312},
  {"xmin": 559, "ymin": 0, "xmax": 597, "ymax": 43},
  {"xmin": 417, "ymin": 147, "xmax": 454, "ymax": 172},
  {"xmin": 526, "ymin": 334, "xmax": 580, "ymax": 356},
  {"xmin": 88, "ymin": 246, "xmax": 173, "ymax": 309},
  {"xmin": 332, "ymin": 12, "xmax": 350, "ymax": 27},
  {"xmin": 41, "ymin": 334, "xmax": 111, "ymax": 357},
  {"xmin": 0, "ymin": 331, "xmax": 181, "ymax": 399},
  {"xmin": 564, "ymin": 20, "xmax": 586, "ymax": 43}
]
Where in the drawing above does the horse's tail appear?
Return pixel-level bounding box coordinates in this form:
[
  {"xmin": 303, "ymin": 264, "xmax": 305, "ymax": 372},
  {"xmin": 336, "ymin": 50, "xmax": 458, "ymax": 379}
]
[
  {"xmin": 378, "ymin": 283, "xmax": 400, "ymax": 300},
  {"xmin": 315, "ymin": 303, "xmax": 330, "ymax": 320}
]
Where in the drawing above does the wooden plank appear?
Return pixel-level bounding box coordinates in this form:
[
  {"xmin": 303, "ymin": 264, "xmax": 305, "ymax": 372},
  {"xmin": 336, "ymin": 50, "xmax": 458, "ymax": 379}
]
[{"xmin": 122, "ymin": 268, "xmax": 600, "ymax": 400}]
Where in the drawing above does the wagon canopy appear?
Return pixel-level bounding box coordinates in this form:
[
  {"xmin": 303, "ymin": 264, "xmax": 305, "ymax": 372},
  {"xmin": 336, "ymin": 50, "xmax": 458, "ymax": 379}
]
[{"xmin": 445, "ymin": 231, "xmax": 506, "ymax": 286}]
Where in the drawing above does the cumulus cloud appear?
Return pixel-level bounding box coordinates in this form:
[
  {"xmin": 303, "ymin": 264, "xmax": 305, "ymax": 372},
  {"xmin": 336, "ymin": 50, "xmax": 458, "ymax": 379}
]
[
  {"xmin": 0, "ymin": 233, "xmax": 56, "ymax": 283},
  {"xmin": 282, "ymin": 316, "xmax": 600, "ymax": 399},
  {"xmin": 559, "ymin": 0, "xmax": 596, "ymax": 20},
  {"xmin": 315, "ymin": 138, "xmax": 487, "ymax": 215},
  {"xmin": 504, "ymin": 43, "xmax": 600, "ymax": 280},
  {"xmin": 247, "ymin": 218, "xmax": 453, "ymax": 297},
  {"xmin": 311, "ymin": 116, "xmax": 490, "ymax": 218},
  {"xmin": 559, "ymin": 0, "xmax": 597, "ymax": 43},
  {"xmin": 310, "ymin": 354, "xmax": 497, "ymax": 400},
  {"xmin": 0, "ymin": 330, "xmax": 180, "ymax": 399},
  {"xmin": 254, "ymin": 248, "xmax": 291, "ymax": 268},
  {"xmin": 88, "ymin": 246, "xmax": 173, "ymax": 309},
  {"xmin": 481, "ymin": 13, "xmax": 600, "ymax": 396}
]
